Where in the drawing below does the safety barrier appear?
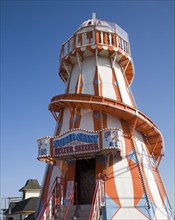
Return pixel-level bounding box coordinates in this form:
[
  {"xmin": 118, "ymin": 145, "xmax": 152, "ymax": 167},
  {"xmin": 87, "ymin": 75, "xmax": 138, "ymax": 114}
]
[
  {"xmin": 37, "ymin": 177, "xmax": 64, "ymax": 220},
  {"xmin": 88, "ymin": 174, "xmax": 105, "ymax": 220},
  {"xmin": 61, "ymin": 29, "xmax": 130, "ymax": 59}
]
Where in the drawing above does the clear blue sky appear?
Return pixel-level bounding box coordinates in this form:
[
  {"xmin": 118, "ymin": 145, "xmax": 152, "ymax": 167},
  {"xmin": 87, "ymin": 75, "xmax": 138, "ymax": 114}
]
[{"xmin": 1, "ymin": 0, "xmax": 174, "ymax": 214}]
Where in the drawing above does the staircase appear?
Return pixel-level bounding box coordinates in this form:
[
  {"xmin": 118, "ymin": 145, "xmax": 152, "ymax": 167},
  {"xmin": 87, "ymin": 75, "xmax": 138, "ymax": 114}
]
[
  {"xmin": 54, "ymin": 204, "xmax": 91, "ymax": 220},
  {"xmin": 37, "ymin": 174, "xmax": 105, "ymax": 220}
]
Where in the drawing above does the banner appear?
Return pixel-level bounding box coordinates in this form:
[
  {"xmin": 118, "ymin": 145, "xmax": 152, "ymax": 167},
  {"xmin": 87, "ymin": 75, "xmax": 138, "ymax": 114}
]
[
  {"xmin": 37, "ymin": 129, "xmax": 124, "ymax": 159},
  {"xmin": 53, "ymin": 130, "xmax": 99, "ymax": 156}
]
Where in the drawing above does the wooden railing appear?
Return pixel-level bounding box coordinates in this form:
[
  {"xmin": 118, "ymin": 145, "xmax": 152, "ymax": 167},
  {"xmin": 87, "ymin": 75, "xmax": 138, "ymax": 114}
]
[
  {"xmin": 88, "ymin": 174, "xmax": 105, "ymax": 220},
  {"xmin": 61, "ymin": 29, "xmax": 130, "ymax": 59},
  {"xmin": 37, "ymin": 177, "xmax": 65, "ymax": 220}
]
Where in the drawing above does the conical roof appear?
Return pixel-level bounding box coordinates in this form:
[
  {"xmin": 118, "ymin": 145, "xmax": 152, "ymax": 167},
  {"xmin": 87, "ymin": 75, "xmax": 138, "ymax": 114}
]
[{"xmin": 19, "ymin": 179, "xmax": 42, "ymax": 192}]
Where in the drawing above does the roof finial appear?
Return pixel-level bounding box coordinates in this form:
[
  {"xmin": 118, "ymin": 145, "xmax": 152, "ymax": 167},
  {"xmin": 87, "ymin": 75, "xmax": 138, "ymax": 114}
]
[{"xmin": 92, "ymin": 12, "xmax": 96, "ymax": 24}]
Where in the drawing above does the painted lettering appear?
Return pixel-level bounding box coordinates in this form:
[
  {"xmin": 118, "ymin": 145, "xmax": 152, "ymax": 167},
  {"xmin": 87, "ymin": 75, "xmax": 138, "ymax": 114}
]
[{"xmin": 54, "ymin": 132, "xmax": 98, "ymax": 148}]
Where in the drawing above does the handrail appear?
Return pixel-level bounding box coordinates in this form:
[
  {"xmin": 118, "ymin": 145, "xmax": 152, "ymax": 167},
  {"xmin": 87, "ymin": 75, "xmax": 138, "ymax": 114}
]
[
  {"xmin": 37, "ymin": 177, "xmax": 65, "ymax": 220},
  {"xmin": 130, "ymin": 137, "xmax": 151, "ymax": 210},
  {"xmin": 63, "ymin": 182, "xmax": 77, "ymax": 220},
  {"xmin": 88, "ymin": 174, "xmax": 105, "ymax": 220}
]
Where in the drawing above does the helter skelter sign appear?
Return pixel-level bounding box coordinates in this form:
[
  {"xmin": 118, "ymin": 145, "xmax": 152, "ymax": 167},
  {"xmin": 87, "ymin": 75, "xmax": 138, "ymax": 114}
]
[
  {"xmin": 37, "ymin": 128, "xmax": 123, "ymax": 160},
  {"xmin": 53, "ymin": 130, "xmax": 99, "ymax": 156}
]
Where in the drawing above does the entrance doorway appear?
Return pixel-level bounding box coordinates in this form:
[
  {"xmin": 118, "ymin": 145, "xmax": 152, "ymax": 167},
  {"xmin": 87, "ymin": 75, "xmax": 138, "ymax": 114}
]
[{"xmin": 75, "ymin": 158, "xmax": 96, "ymax": 204}]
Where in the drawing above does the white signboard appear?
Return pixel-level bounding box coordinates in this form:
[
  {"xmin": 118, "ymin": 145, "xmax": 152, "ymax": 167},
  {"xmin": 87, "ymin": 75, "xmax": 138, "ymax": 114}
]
[
  {"xmin": 102, "ymin": 129, "xmax": 121, "ymax": 149},
  {"xmin": 37, "ymin": 138, "xmax": 50, "ymax": 157},
  {"xmin": 53, "ymin": 130, "xmax": 99, "ymax": 156}
]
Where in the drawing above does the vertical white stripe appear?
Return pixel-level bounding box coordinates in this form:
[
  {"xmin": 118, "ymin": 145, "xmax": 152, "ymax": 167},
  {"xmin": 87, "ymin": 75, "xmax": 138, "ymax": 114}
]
[
  {"xmin": 82, "ymin": 56, "xmax": 95, "ymax": 95},
  {"xmin": 69, "ymin": 63, "xmax": 79, "ymax": 93},
  {"xmin": 114, "ymin": 63, "xmax": 133, "ymax": 106},
  {"xmin": 113, "ymin": 156, "xmax": 134, "ymax": 207},
  {"xmin": 98, "ymin": 56, "xmax": 116, "ymax": 100},
  {"xmin": 79, "ymin": 109, "xmax": 94, "ymax": 130},
  {"xmin": 60, "ymin": 108, "xmax": 70, "ymax": 135}
]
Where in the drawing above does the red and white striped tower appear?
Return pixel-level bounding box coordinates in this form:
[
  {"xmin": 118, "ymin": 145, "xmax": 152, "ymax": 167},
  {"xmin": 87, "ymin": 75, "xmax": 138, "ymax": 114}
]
[{"xmin": 36, "ymin": 14, "xmax": 172, "ymax": 220}]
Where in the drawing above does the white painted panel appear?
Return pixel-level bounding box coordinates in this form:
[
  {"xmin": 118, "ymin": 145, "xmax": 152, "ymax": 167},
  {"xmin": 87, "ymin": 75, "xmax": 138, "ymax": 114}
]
[
  {"xmin": 98, "ymin": 57, "xmax": 116, "ymax": 100},
  {"xmin": 114, "ymin": 63, "xmax": 133, "ymax": 106},
  {"xmin": 82, "ymin": 85, "xmax": 94, "ymax": 95},
  {"xmin": 82, "ymin": 56, "xmax": 95, "ymax": 95},
  {"xmin": 113, "ymin": 208, "xmax": 148, "ymax": 219},
  {"xmin": 79, "ymin": 109, "xmax": 94, "ymax": 131},
  {"xmin": 134, "ymin": 130, "xmax": 168, "ymax": 219},
  {"xmin": 113, "ymin": 156, "xmax": 134, "ymax": 206},
  {"xmin": 69, "ymin": 63, "xmax": 79, "ymax": 93},
  {"xmin": 107, "ymin": 114, "xmax": 121, "ymax": 129},
  {"xmin": 102, "ymin": 84, "xmax": 116, "ymax": 100},
  {"xmin": 60, "ymin": 108, "xmax": 70, "ymax": 135}
]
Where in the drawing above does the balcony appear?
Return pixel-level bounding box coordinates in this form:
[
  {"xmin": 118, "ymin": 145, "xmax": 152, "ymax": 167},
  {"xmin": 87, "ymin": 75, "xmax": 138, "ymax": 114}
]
[{"xmin": 61, "ymin": 29, "xmax": 130, "ymax": 59}]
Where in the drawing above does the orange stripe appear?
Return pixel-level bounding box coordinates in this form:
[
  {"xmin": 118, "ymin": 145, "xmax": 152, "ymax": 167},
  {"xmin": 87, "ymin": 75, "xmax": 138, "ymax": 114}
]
[
  {"xmin": 96, "ymin": 30, "xmax": 100, "ymax": 44},
  {"xmin": 110, "ymin": 59, "xmax": 122, "ymax": 101},
  {"xmin": 40, "ymin": 165, "xmax": 54, "ymax": 204},
  {"xmin": 93, "ymin": 110, "xmax": 101, "ymax": 131},
  {"xmin": 97, "ymin": 45, "xmax": 103, "ymax": 51},
  {"xmin": 121, "ymin": 121, "xmax": 144, "ymax": 206},
  {"xmin": 112, "ymin": 34, "xmax": 117, "ymax": 46},
  {"xmin": 104, "ymin": 32, "xmax": 108, "ymax": 44},
  {"xmin": 66, "ymin": 161, "xmax": 76, "ymax": 180},
  {"xmin": 76, "ymin": 72, "xmax": 83, "ymax": 94},
  {"xmin": 86, "ymin": 31, "xmax": 93, "ymax": 43},
  {"xmin": 105, "ymin": 154, "xmax": 121, "ymax": 207},
  {"xmin": 93, "ymin": 66, "xmax": 99, "ymax": 96},
  {"xmin": 96, "ymin": 155, "xmax": 105, "ymax": 176},
  {"xmin": 102, "ymin": 112, "xmax": 107, "ymax": 128},
  {"xmin": 78, "ymin": 73, "xmax": 83, "ymax": 93}
]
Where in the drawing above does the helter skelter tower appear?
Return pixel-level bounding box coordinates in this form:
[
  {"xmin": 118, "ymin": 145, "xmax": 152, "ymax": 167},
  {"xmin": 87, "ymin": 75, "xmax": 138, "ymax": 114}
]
[{"xmin": 37, "ymin": 14, "xmax": 172, "ymax": 220}]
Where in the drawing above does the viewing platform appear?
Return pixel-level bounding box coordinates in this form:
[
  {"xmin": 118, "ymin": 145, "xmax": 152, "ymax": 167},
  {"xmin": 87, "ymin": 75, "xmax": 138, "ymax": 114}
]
[{"xmin": 59, "ymin": 19, "xmax": 134, "ymax": 85}]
